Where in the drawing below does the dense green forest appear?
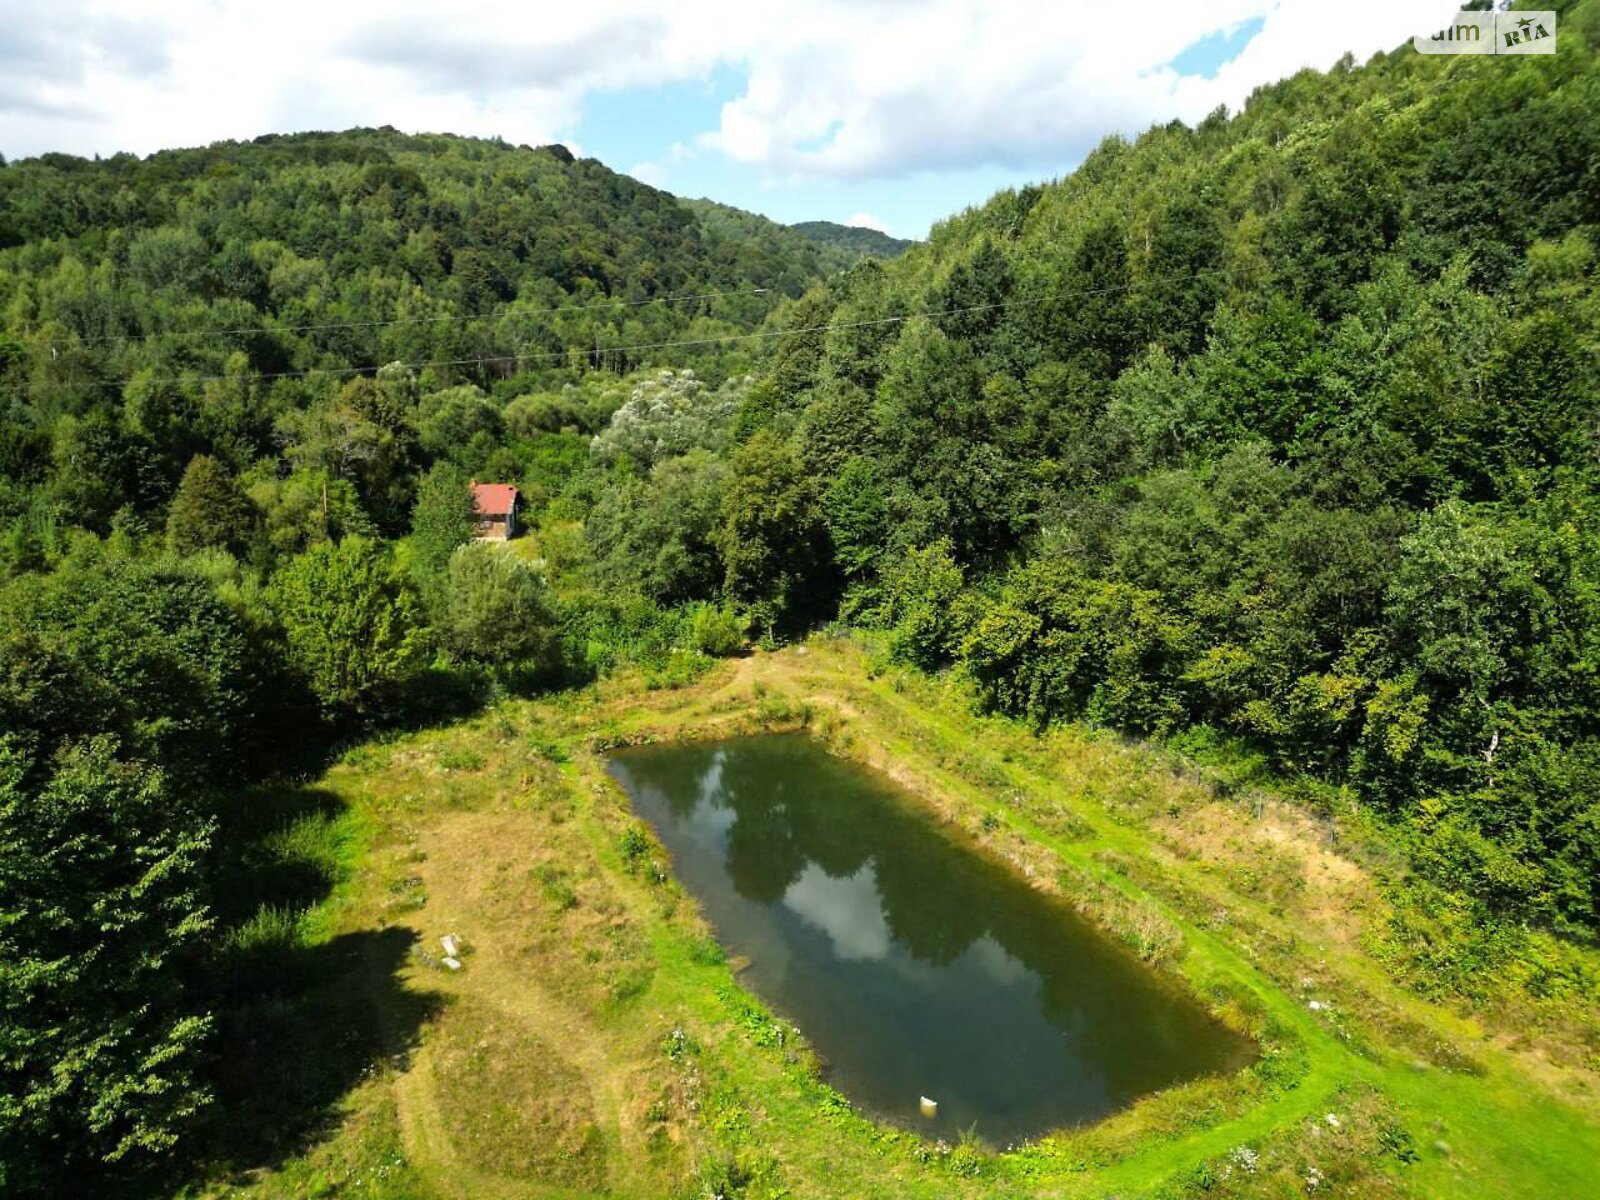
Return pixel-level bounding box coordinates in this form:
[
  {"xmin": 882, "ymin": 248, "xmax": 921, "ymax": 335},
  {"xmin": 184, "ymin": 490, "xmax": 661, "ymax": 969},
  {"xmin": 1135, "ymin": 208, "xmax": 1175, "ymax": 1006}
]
[
  {"xmin": 3, "ymin": 2, "xmax": 1600, "ymax": 1192},
  {"xmin": 787, "ymin": 220, "xmax": 914, "ymax": 260},
  {"xmin": 0, "ymin": 127, "xmax": 851, "ymax": 1192}
]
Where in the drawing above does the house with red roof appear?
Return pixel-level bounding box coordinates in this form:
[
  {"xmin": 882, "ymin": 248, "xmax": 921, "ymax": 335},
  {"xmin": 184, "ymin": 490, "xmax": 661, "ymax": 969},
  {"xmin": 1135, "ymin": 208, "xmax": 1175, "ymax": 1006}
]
[{"xmin": 470, "ymin": 480, "xmax": 520, "ymax": 541}]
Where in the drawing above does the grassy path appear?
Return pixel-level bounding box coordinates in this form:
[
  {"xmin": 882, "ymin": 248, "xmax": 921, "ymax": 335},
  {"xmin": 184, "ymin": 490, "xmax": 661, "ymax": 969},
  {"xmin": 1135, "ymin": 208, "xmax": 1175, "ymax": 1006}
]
[
  {"xmin": 207, "ymin": 639, "xmax": 1600, "ymax": 1199},
  {"xmin": 773, "ymin": 648, "xmax": 1600, "ymax": 1196}
]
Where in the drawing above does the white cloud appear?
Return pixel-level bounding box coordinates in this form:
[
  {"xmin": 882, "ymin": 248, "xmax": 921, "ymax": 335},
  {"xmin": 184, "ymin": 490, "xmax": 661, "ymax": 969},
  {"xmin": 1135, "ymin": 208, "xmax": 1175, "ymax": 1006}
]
[
  {"xmin": 782, "ymin": 863, "xmax": 892, "ymax": 961},
  {"xmin": 0, "ymin": 0, "xmax": 1447, "ymax": 180},
  {"xmin": 627, "ymin": 141, "xmax": 695, "ymax": 189},
  {"xmin": 967, "ymin": 933, "xmax": 1031, "ymax": 988},
  {"xmin": 844, "ymin": 212, "xmax": 889, "ymax": 234},
  {"xmin": 629, "ymin": 161, "xmax": 668, "ymax": 187},
  {"xmin": 701, "ymin": 0, "xmax": 1444, "ymax": 180}
]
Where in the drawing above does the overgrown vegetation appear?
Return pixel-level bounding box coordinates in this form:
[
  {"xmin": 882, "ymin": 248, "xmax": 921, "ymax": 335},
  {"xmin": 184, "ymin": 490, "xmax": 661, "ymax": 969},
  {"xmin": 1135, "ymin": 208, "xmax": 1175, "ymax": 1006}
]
[
  {"xmin": 3, "ymin": 3, "xmax": 1600, "ymax": 1193},
  {"xmin": 167, "ymin": 643, "xmax": 1600, "ymax": 1198},
  {"xmin": 786, "ymin": 219, "xmax": 915, "ymax": 260}
]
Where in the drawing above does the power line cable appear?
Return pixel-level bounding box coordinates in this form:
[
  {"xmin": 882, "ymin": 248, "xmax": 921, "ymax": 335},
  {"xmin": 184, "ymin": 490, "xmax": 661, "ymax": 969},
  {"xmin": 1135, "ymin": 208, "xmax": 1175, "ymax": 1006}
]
[
  {"xmin": 0, "ymin": 267, "xmax": 1231, "ymax": 399},
  {"xmin": 54, "ymin": 285, "xmax": 776, "ymax": 350}
]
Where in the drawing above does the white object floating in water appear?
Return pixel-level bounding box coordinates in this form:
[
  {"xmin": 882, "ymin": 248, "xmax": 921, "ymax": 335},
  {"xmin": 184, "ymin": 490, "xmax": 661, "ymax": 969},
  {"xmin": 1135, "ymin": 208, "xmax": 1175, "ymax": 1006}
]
[
  {"xmin": 440, "ymin": 934, "xmax": 460, "ymax": 957},
  {"xmin": 919, "ymin": 1096, "xmax": 938, "ymax": 1119},
  {"xmin": 442, "ymin": 956, "xmax": 462, "ymax": 971}
]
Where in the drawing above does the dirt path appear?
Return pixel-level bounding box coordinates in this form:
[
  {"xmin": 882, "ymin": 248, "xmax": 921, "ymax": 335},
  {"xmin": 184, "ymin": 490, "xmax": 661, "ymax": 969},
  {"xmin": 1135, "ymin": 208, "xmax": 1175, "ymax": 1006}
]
[
  {"xmin": 272, "ymin": 640, "xmax": 1599, "ymax": 1200},
  {"xmin": 386, "ymin": 806, "xmax": 673, "ymax": 1198}
]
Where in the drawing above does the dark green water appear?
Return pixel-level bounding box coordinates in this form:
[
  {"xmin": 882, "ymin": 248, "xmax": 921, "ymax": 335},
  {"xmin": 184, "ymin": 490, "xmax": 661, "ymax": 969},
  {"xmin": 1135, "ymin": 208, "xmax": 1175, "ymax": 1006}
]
[{"xmin": 606, "ymin": 734, "xmax": 1253, "ymax": 1146}]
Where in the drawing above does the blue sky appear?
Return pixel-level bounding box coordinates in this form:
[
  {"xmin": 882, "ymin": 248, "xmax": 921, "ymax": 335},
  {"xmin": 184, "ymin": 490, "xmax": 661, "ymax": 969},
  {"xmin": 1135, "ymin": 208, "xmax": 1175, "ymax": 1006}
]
[
  {"xmin": 0, "ymin": 2, "xmax": 1446, "ymax": 240},
  {"xmin": 573, "ymin": 13, "xmax": 1267, "ymax": 237},
  {"xmin": 579, "ymin": 69, "xmax": 1047, "ymax": 238},
  {"xmin": 1170, "ymin": 18, "xmax": 1269, "ymax": 79}
]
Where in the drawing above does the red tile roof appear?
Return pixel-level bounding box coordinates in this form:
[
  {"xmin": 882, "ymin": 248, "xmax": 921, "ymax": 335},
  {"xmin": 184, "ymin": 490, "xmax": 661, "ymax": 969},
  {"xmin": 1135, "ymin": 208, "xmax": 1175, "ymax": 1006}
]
[{"xmin": 470, "ymin": 481, "xmax": 519, "ymax": 517}]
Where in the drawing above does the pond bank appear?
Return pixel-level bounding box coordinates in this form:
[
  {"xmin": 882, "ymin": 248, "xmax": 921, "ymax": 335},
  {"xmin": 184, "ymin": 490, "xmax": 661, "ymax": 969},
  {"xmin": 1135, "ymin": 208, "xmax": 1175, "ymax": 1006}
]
[{"xmin": 199, "ymin": 637, "xmax": 1600, "ymax": 1199}]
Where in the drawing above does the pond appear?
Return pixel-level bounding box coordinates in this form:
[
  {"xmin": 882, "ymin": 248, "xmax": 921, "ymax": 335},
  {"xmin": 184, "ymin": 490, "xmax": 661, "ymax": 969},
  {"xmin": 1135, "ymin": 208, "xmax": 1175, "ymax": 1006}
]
[{"xmin": 606, "ymin": 734, "xmax": 1254, "ymax": 1146}]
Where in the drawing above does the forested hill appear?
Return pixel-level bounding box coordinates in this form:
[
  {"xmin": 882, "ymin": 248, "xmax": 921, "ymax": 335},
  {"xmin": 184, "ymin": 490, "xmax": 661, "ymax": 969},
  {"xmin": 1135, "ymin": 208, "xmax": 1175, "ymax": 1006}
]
[
  {"xmin": 789, "ymin": 220, "xmax": 914, "ymax": 260},
  {"xmin": 0, "ymin": 126, "xmax": 843, "ymax": 393},
  {"xmin": 0, "ymin": 130, "xmax": 859, "ymax": 1188},
  {"xmin": 4, "ymin": 7, "xmax": 1600, "ymax": 1191},
  {"xmin": 744, "ymin": 0, "xmax": 1600, "ymax": 945},
  {"xmin": 674, "ymin": 196, "xmax": 873, "ymax": 276}
]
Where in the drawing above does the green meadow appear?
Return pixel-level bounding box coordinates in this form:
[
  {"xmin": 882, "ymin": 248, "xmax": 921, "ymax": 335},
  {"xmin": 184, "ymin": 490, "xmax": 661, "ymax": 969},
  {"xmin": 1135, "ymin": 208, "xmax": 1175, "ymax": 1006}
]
[{"xmin": 199, "ymin": 639, "xmax": 1600, "ymax": 1199}]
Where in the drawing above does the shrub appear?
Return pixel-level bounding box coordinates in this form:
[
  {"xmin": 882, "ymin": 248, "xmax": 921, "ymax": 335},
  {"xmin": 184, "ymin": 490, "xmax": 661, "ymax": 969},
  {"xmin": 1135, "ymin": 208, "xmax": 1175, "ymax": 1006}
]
[
  {"xmin": 440, "ymin": 543, "xmax": 558, "ymax": 669},
  {"xmin": 619, "ymin": 826, "xmax": 651, "ymax": 869},
  {"xmin": 270, "ymin": 536, "xmax": 427, "ymax": 716},
  {"xmin": 689, "ymin": 603, "xmax": 745, "ymax": 657}
]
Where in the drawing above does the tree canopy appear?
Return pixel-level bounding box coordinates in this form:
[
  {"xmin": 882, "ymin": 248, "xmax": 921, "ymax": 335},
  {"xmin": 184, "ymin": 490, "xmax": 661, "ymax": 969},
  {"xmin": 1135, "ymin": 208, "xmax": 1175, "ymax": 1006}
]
[{"xmin": 4, "ymin": 8, "xmax": 1600, "ymax": 1185}]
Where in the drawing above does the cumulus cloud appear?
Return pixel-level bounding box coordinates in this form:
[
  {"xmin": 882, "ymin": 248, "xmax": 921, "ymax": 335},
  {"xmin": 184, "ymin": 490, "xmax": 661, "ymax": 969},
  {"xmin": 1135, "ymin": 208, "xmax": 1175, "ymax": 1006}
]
[
  {"xmin": 341, "ymin": 14, "xmax": 670, "ymax": 97},
  {"xmin": 629, "ymin": 161, "xmax": 668, "ymax": 187},
  {"xmin": 702, "ymin": 0, "xmax": 1443, "ymax": 180},
  {"xmin": 0, "ymin": 0, "xmax": 173, "ymax": 125},
  {"xmin": 0, "ymin": 0, "xmax": 1445, "ymax": 180},
  {"xmin": 844, "ymin": 212, "xmax": 889, "ymax": 233},
  {"xmin": 782, "ymin": 863, "xmax": 892, "ymax": 962}
]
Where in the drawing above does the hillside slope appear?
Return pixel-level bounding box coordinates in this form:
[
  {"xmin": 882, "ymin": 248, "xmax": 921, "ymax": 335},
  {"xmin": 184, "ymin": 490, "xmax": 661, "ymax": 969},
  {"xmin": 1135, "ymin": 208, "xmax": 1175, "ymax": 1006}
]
[
  {"xmin": 678, "ymin": 197, "xmax": 870, "ymax": 277},
  {"xmin": 2, "ymin": 8, "xmax": 1600, "ymax": 1195},
  {"xmin": 746, "ymin": 3, "xmax": 1600, "ymax": 950},
  {"xmin": 789, "ymin": 220, "xmax": 914, "ymax": 260},
  {"xmin": 0, "ymin": 127, "xmax": 839, "ymax": 395}
]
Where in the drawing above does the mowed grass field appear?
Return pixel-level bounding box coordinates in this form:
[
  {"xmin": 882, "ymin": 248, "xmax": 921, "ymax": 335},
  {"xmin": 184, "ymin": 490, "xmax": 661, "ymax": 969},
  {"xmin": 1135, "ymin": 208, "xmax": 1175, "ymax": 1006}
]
[{"xmin": 193, "ymin": 638, "xmax": 1600, "ymax": 1199}]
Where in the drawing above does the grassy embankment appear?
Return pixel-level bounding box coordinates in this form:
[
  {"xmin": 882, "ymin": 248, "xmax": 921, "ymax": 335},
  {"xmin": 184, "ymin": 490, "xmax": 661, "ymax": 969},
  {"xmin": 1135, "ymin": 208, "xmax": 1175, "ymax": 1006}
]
[{"xmin": 195, "ymin": 637, "xmax": 1600, "ymax": 1199}]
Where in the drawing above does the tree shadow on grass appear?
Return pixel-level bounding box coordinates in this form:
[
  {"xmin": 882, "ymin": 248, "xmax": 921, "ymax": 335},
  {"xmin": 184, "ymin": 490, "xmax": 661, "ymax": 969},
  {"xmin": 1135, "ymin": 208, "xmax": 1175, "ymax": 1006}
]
[
  {"xmin": 204, "ymin": 925, "xmax": 441, "ymax": 1174},
  {"xmin": 208, "ymin": 784, "xmax": 348, "ymax": 932},
  {"xmin": 376, "ymin": 664, "xmax": 496, "ymax": 732},
  {"xmin": 194, "ymin": 781, "xmax": 444, "ymax": 1180}
]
